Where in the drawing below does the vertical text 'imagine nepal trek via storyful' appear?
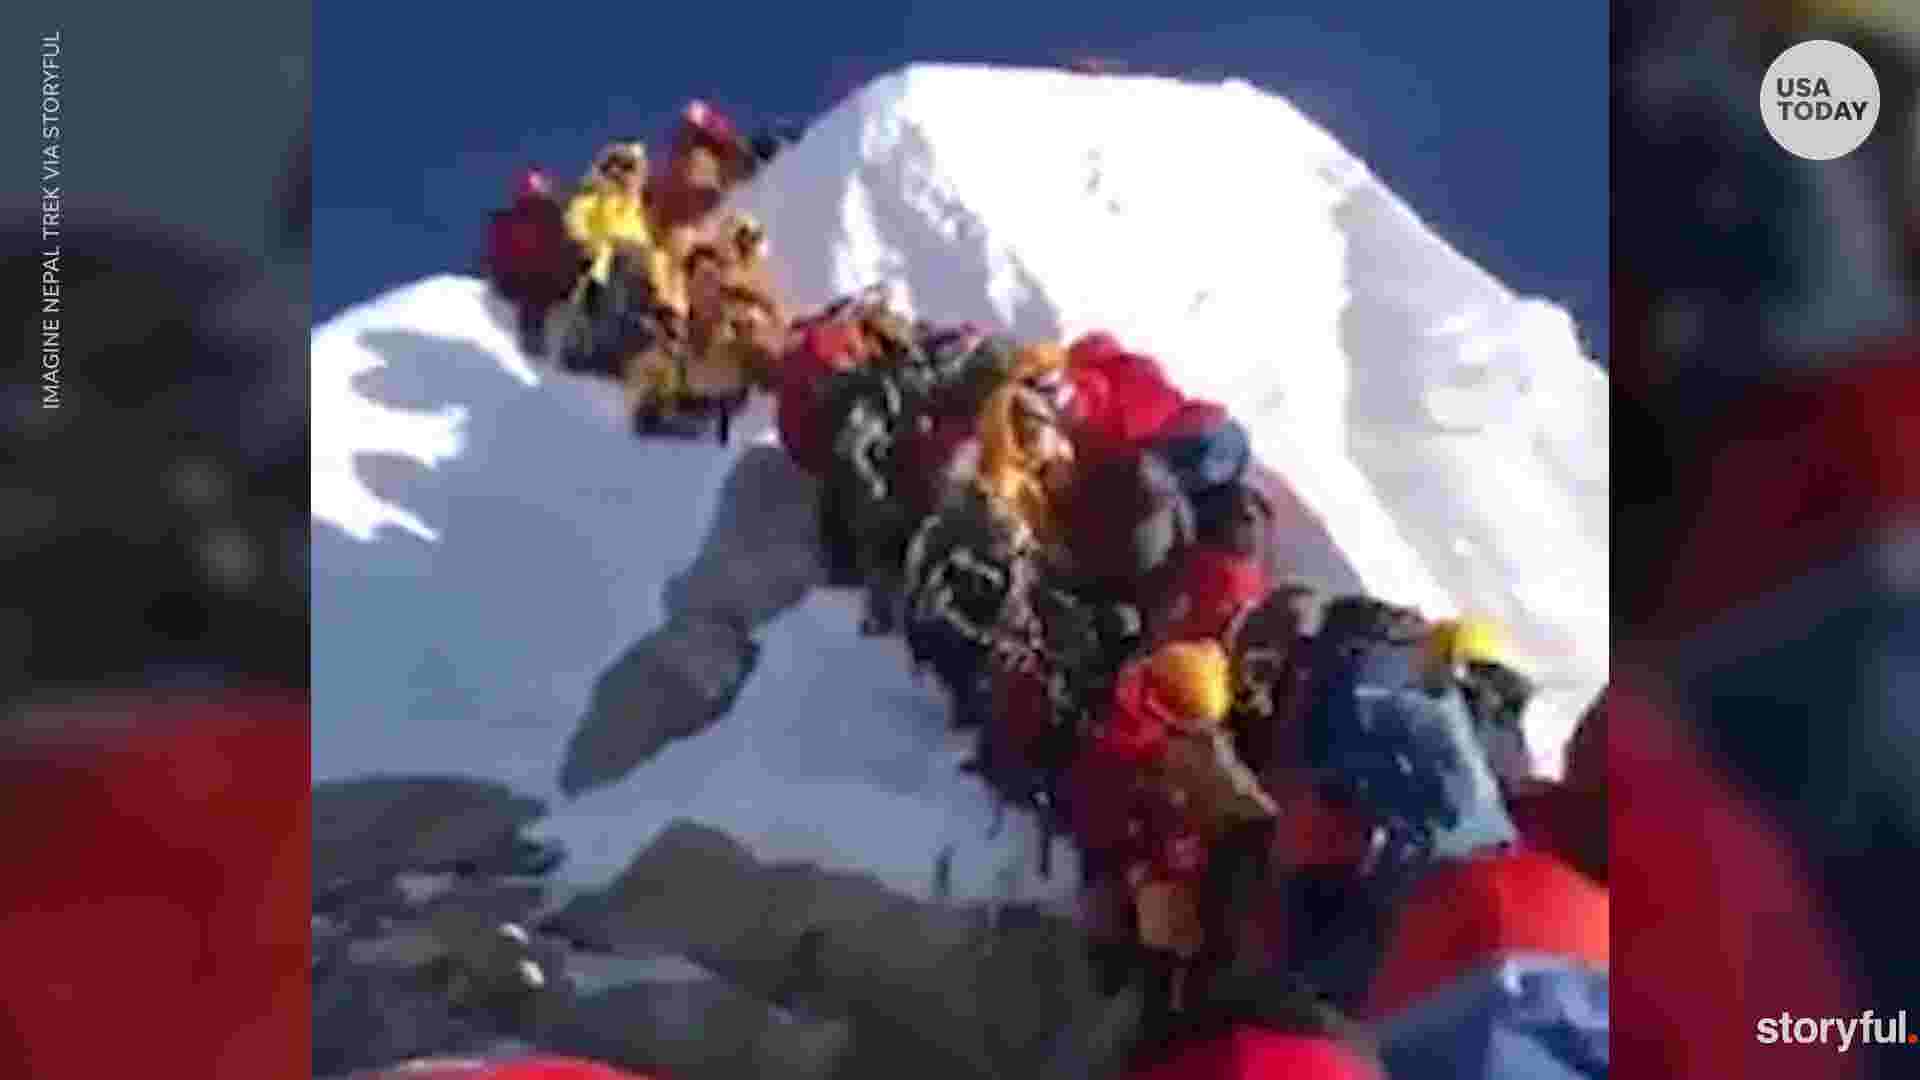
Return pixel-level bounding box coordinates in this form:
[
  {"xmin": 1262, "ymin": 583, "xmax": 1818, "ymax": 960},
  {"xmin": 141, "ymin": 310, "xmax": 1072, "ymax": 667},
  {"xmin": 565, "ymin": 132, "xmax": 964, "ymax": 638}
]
[{"xmin": 41, "ymin": 30, "xmax": 62, "ymax": 409}]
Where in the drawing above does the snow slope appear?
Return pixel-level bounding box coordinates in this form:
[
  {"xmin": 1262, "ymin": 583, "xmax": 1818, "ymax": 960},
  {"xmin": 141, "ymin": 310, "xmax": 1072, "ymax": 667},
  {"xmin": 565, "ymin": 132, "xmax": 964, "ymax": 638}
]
[{"xmin": 312, "ymin": 64, "xmax": 1607, "ymax": 899}]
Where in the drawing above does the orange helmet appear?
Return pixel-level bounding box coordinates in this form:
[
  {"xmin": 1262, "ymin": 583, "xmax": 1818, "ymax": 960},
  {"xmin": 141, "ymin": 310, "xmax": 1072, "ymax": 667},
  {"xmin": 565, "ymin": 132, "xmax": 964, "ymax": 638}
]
[{"xmin": 1145, "ymin": 638, "xmax": 1233, "ymax": 730}]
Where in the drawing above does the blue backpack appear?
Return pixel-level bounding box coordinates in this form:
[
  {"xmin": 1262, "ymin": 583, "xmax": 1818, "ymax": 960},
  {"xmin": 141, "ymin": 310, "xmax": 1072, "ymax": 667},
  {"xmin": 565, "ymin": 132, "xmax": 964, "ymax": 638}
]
[
  {"xmin": 1148, "ymin": 410, "xmax": 1251, "ymax": 497},
  {"xmin": 1299, "ymin": 596, "xmax": 1518, "ymax": 870}
]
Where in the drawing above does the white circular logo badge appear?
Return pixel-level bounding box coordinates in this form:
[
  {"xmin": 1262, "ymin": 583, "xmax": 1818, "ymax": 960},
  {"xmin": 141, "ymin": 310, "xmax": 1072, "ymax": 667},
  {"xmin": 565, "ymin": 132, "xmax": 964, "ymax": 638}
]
[{"xmin": 1762, "ymin": 40, "xmax": 1881, "ymax": 160}]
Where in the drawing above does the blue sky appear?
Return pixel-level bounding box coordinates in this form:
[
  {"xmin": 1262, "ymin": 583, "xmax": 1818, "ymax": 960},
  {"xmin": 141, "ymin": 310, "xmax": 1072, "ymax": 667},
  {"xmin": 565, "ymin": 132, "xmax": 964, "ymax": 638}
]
[{"xmin": 316, "ymin": 3, "xmax": 1606, "ymax": 355}]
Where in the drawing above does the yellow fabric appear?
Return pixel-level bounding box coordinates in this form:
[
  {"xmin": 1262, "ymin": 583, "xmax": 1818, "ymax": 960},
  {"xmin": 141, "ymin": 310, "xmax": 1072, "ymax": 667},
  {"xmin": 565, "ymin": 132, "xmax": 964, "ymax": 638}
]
[
  {"xmin": 976, "ymin": 371, "xmax": 1072, "ymax": 550},
  {"xmin": 1421, "ymin": 617, "xmax": 1520, "ymax": 679},
  {"xmin": 1011, "ymin": 342, "xmax": 1068, "ymax": 382},
  {"xmin": 684, "ymin": 213, "xmax": 783, "ymax": 394},
  {"xmin": 1147, "ymin": 639, "xmax": 1233, "ymax": 728},
  {"xmin": 564, "ymin": 184, "xmax": 659, "ymax": 288}
]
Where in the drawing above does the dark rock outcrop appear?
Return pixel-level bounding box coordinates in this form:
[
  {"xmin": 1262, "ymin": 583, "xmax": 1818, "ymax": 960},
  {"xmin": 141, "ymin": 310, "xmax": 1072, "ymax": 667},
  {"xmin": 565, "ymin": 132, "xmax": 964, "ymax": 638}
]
[
  {"xmin": 314, "ymin": 777, "xmax": 861, "ymax": 1079},
  {"xmin": 551, "ymin": 820, "xmax": 1142, "ymax": 1078},
  {"xmin": 315, "ymin": 775, "xmax": 556, "ymax": 899}
]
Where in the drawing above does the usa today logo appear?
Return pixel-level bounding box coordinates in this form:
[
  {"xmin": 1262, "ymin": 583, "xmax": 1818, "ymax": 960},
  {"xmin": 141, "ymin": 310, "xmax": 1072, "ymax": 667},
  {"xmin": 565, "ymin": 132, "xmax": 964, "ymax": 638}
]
[{"xmin": 1762, "ymin": 40, "xmax": 1880, "ymax": 160}]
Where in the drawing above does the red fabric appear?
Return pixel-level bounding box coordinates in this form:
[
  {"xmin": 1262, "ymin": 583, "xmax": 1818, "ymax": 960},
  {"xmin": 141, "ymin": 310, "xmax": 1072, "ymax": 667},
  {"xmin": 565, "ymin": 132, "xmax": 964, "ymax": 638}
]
[
  {"xmin": 1099, "ymin": 349, "xmax": 1174, "ymax": 392},
  {"xmin": 1655, "ymin": 339, "xmax": 1920, "ymax": 633},
  {"xmin": 989, "ymin": 662, "xmax": 1055, "ymax": 767},
  {"xmin": 487, "ymin": 211, "xmax": 573, "ymax": 282},
  {"xmin": 1364, "ymin": 850, "xmax": 1610, "ymax": 1020},
  {"xmin": 1064, "ymin": 752, "xmax": 1143, "ymax": 860},
  {"xmin": 364, "ymin": 1057, "xmax": 664, "ymax": 1079},
  {"xmin": 892, "ymin": 412, "xmax": 977, "ymax": 516},
  {"xmin": 0, "ymin": 691, "xmax": 309, "ymax": 1078},
  {"xmin": 1608, "ymin": 673, "xmax": 1863, "ymax": 1080},
  {"xmin": 1509, "ymin": 784, "xmax": 1606, "ymax": 883},
  {"xmin": 1154, "ymin": 400, "xmax": 1232, "ymax": 442},
  {"xmin": 1067, "ymin": 331, "xmax": 1184, "ymax": 457},
  {"xmin": 803, "ymin": 320, "xmax": 864, "ymax": 366},
  {"xmin": 486, "ymin": 199, "xmax": 574, "ymax": 311},
  {"xmin": 1067, "ymin": 330, "xmax": 1127, "ymax": 370},
  {"xmin": 1268, "ymin": 776, "xmax": 1374, "ymax": 872},
  {"xmin": 775, "ymin": 323, "xmax": 863, "ymax": 473},
  {"xmin": 1132, "ymin": 1028, "xmax": 1382, "ymax": 1080},
  {"xmin": 1068, "ymin": 331, "xmax": 1170, "ymax": 388},
  {"xmin": 1135, "ymin": 789, "xmax": 1209, "ymax": 881},
  {"xmin": 1153, "ymin": 546, "xmax": 1272, "ymax": 645},
  {"xmin": 1561, "ymin": 690, "xmax": 1606, "ymax": 796},
  {"xmin": 1065, "ymin": 365, "xmax": 1112, "ymax": 440},
  {"xmin": 1095, "ymin": 661, "xmax": 1176, "ymax": 768},
  {"xmin": 1102, "ymin": 365, "xmax": 1183, "ymax": 443},
  {"xmin": 491, "ymin": 216, "xmax": 543, "ymax": 263}
]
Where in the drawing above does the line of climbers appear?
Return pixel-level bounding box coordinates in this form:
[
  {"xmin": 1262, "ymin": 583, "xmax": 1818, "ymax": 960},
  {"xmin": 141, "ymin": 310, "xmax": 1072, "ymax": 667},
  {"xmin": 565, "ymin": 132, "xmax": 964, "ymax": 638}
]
[
  {"xmin": 480, "ymin": 123, "xmax": 1606, "ymax": 1077},
  {"xmin": 770, "ymin": 292, "xmax": 1609, "ymax": 1077},
  {"xmin": 483, "ymin": 102, "xmax": 803, "ymax": 442}
]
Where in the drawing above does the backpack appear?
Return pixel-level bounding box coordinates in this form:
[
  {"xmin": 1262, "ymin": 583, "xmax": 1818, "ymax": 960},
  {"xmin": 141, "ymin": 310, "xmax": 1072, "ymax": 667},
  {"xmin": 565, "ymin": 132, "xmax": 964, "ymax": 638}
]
[
  {"xmin": 1062, "ymin": 450, "xmax": 1196, "ymax": 603},
  {"xmin": 967, "ymin": 572, "xmax": 1147, "ymax": 880},
  {"xmin": 776, "ymin": 318, "xmax": 868, "ymax": 473},
  {"xmin": 823, "ymin": 365, "xmax": 906, "ymax": 503},
  {"xmin": 891, "ymin": 413, "xmax": 979, "ymax": 520},
  {"xmin": 1297, "ymin": 597, "xmax": 1517, "ymax": 871},
  {"xmin": 484, "ymin": 199, "xmax": 576, "ymax": 308},
  {"xmin": 977, "ymin": 651, "xmax": 1086, "ymax": 878},
  {"xmin": 1222, "ymin": 585, "xmax": 1318, "ymax": 776},
  {"xmin": 1147, "ymin": 545, "xmax": 1273, "ymax": 647},
  {"xmin": 825, "ymin": 329, "xmax": 1023, "ymax": 598},
  {"xmin": 910, "ymin": 331, "xmax": 1021, "ymax": 422},
  {"xmin": 544, "ymin": 261, "xmax": 666, "ymax": 380},
  {"xmin": 1030, "ymin": 583, "xmax": 1142, "ymax": 698},
  {"xmin": 776, "ymin": 289, "xmax": 906, "ymax": 471},
  {"xmin": 902, "ymin": 491, "xmax": 1037, "ymax": 727},
  {"xmin": 1148, "ymin": 402, "xmax": 1252, "ymax": 499},
  {"xmin": 1192, "ymin": 482, "xmax": 1276, "ymax": 564}
]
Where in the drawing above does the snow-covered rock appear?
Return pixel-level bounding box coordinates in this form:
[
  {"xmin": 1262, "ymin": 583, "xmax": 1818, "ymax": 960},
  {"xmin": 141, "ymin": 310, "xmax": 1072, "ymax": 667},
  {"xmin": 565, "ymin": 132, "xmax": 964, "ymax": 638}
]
[{"xmin": 312, "ymin": 63, "xmax": 1607, "ymax": 907}]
